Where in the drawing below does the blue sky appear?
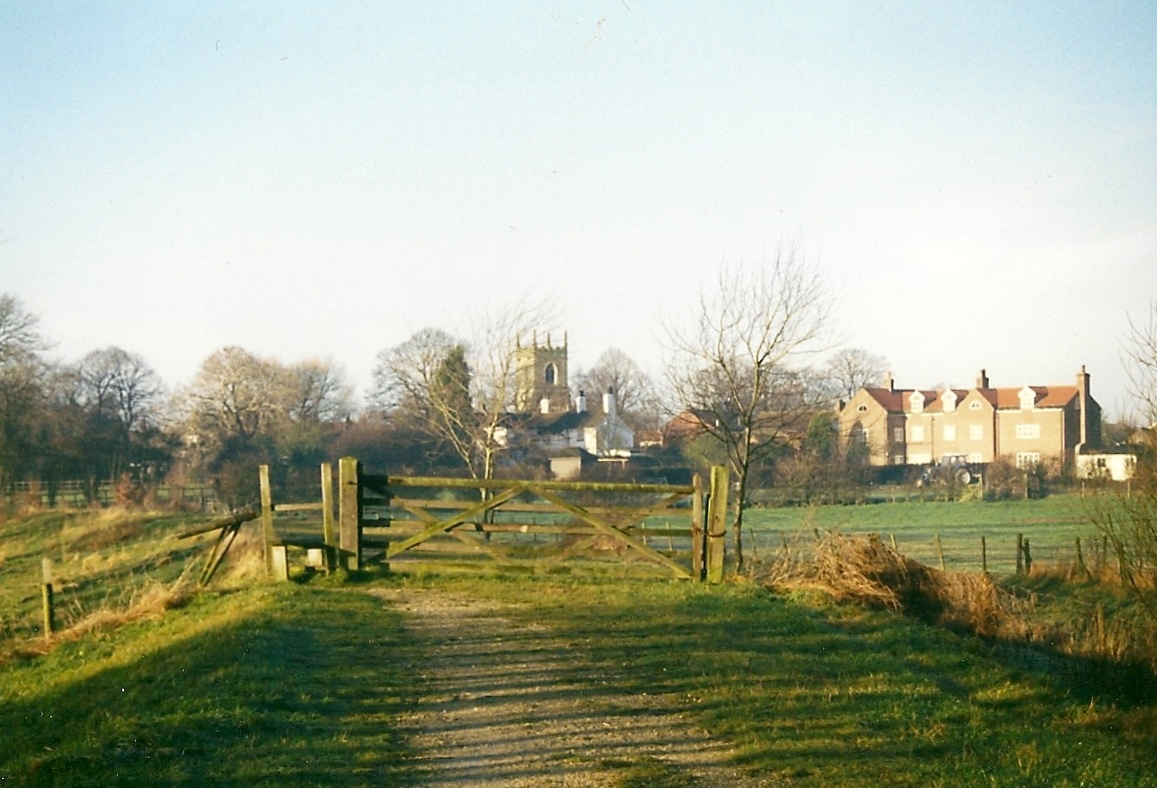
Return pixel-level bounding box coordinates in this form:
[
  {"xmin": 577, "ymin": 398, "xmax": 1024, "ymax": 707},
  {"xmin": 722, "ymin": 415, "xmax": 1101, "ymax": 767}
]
[{"xmin": 2, "ymin": 2, "xmax": 1156, "ymax": 419}]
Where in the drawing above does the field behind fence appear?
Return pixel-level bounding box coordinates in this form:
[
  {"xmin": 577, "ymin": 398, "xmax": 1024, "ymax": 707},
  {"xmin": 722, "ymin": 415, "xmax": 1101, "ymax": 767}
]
[
  {"xmin": 745, "ymin": 494, "xmax": 1105, "ymax": 575},
  {"xmin": 3, "ymin": 480, "xmax": 219, "ymax": 511}
]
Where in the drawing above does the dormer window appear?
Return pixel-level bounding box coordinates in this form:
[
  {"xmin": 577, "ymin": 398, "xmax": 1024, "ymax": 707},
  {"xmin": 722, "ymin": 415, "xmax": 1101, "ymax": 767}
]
[
  {"xmin": 1018, "ymin": 386, "xmax": 1036, "ymax": 411},
  {"xmin": 941, "ymin": 390, "xmax": 957, "ymax": 413},
  {"xmin": 909, "ymin": 391, "xmax": 925, "ymax": 414}
]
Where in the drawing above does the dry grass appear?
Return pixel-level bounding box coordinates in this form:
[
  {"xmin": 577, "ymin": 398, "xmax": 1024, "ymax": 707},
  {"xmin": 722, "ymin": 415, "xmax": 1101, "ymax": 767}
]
[
  {"xmin": 754, "ymin": 532, "xmax": 1157, "ymax": 688},
  {"xmin": 0, "ymin": 572, "xmax": 197, "ymax": 665},
  {"xmin": 753, "ymin": 531, "xmax": 1030, "ymax": 637}
]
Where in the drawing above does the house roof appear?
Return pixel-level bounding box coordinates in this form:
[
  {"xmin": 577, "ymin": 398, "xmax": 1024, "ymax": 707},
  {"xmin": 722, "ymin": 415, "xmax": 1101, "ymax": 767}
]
[{"xmin": 858, "ymin": 384, "xmax": 1081, "ymax": 414}]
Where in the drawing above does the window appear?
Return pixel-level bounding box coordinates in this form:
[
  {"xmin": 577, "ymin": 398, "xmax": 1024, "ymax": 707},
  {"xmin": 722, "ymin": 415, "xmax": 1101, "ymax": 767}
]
[
  {"xmin": 857, "ymin": 404, "xmax": 868, "ymax": 412},
  {"xmin": 969, "ymin": 425, "xmax": 983, "ymax": 440},
  {"xmin": 1016, "ymin": 424, "xmax": 1040, "ymax": 440},
  {"xmin": 943, "ymin": 425, "xmax": 956, "ymax": 441},
  {"xmin": 909, "ymin": 391, "xmax": 925, "ymax": 413},
  {"xmin": 893, "ymin": 427, "xmax": 904, "ymax": 443},
  {"xmin": 969, "ymin": 401, "xmax": 983, "ymax": 410},
  {"xmin": 968, "ymin": 452, "xmax": 984, "ymax": 463},
  {"xmin": 1018, "ymin": 386, "xmax": 1036, "ymax": 410},
  {"xmin": 544, "ymin": 363, "xmax": 556, "ymax": 385},
  {"xmin": 941, "ymin": 390, "xmax": 957, "ymax": 413},
  {"xmin": 1016, "ymin": 452, "xmax": 1041, "ymax": 468},
  {"xmin": 910, "ymin": 425, "xmax": 925, "ymax": 442}
]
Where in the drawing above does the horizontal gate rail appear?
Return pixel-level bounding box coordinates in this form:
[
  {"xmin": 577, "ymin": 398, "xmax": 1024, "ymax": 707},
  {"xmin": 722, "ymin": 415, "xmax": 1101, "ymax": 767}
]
[{"xmin": 256, "ymin": 458, "xmax": 727, "ymax": 582}]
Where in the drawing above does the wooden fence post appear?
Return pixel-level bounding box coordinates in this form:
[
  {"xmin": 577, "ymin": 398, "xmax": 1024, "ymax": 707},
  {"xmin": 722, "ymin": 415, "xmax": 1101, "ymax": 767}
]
[
  {"xmin": 705, "ymin": 465, "xmax": 729, "ymax": 583},
  {"xmin": 259, "ymin": 465, "xmax": 276, "ymax": 576},
  {"xmin": 339, "ymin": 457, "xmax": 363, "ymax": 571},
  {"xmin": 691, "ymin": 473, "xmax": 705, "ymax": 581},
  {"xmin": 321, "ymin": 462, "xmax": 336, "ymax": 571},
  {"xmin": 1016, "ymin": 533, "xmax": 1024, "ymax": 575},
  {"xmin": 41, "ymin": 558, "xmax": 55, "ymax": 638},
  {"xmin": 935, "ymin": 534, "xmax": 946, "ymax": 571},
  {"xmin": 981, "ymin": 535, "xmax": 987, "ymax": 573}
]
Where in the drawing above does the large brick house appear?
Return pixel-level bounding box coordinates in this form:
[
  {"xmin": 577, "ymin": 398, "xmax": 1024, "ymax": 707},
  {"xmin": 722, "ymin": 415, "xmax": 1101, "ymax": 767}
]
[{"xmin": 837, "ymin": 367, "xmax": 1101, "ymax": 472}]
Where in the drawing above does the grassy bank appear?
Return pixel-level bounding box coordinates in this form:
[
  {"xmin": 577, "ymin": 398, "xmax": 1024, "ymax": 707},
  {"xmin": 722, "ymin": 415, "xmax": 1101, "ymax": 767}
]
[
  {"xmin": 0, "ymin": 583, "xmax": 419, "ymax": 785},
  {"xmin": 2, "ymin": 505, "xmax": 1156, "ymax": 785},
  {"xmin": 394, "ymin": 572, "xmax": 1157, "ymax": 786}
]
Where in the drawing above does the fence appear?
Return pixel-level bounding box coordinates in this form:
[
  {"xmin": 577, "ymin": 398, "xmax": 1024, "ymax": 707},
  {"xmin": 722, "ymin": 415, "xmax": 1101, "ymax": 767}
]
[
  {"xmin": 747, "ymin": 527, "xmax": 1116, "ymax": 577},
  {"xmin": 256, "ymin": 458, "xmax": 730, "ymax": 582},
  {"xmin": 3, "ymin": 480, "xmax": 220, "ymax": 511}
]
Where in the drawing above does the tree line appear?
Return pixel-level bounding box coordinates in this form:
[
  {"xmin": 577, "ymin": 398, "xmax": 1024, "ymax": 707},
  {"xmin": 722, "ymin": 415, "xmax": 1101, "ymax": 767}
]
[{"xmin": 4, "ymin": 250, "xmax": 903, "ymax": 567}]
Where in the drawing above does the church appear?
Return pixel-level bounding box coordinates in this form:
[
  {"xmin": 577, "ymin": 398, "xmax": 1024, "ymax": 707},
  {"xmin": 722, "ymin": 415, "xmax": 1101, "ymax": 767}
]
[{"xmin": 508, "ymin": 334, "xmax": 635, "ymax": 478}]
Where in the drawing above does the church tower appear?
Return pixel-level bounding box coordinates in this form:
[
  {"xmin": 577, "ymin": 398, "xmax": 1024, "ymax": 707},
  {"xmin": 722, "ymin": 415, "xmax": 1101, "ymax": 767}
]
[{"xmin": 514, "ymin": 332, "xmax": 570, "ymax": 414}]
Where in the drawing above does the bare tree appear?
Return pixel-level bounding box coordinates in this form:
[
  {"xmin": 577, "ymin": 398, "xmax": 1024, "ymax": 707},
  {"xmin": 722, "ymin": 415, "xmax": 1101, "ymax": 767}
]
[
  {"xmin": 572, "ymin": 348, "xmax": 662, "ymax": 431},
  {"xmin": 63, "ymin": 347, "xmax": 164, "ymax": 489},
  {"xmin": 369, "ymin": 327, "xmax": 461, "ymax": 417},
  {"xmin": 462, "ymin": 300, "xmax": 552, "ymax": 481},
  {"xmin": 0, "ymin": 295, "xmax": 51, "ymax": 487},
  {"xmin": 1124, "ymin": 301, "xmax": 1157, "ymax": 428},
  {"xmin": 286, "ymin": 359, "xmax": 353, "ymax": 425},
  {"xmin": 1090, "ymin": 301, "xmax": 1157, "ymax": 626},
  {"xmin": 0, "ymin": 294, "xmax": 49, "ymax": 365},
  {"xmin": 370, "ymin": 300, "xmax": 551, "ymax": 480},
  {"xmin": 665, "ymin": 251, "xmax": 830, "ymax": 570},
  {"xmin": 824, "ymin": 348, "xmax": 890, "ymax": 402},
  {"xmin": 180, "ymin": 346, "xmax": 289, "ymax": 447}
]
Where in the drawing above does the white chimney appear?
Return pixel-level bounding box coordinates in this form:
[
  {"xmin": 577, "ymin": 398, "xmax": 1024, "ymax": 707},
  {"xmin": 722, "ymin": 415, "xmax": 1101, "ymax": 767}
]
[
  {"xmin": 603, "ymin": 387, "xmax": 616, "ymax": 416},
  {"xmin": 576, "ymin": 390, "xmax": 587, "ymax": 413}
]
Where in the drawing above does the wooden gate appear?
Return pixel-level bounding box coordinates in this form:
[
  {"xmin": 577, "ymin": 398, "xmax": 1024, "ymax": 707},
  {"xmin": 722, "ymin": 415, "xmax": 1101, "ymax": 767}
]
[{"xmin": 259, "ymin": 458, "xmax": 729, "ymax": 582}]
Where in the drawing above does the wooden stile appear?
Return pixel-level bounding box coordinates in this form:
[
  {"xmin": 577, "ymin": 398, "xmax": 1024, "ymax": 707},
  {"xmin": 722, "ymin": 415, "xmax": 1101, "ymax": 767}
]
[{"xmin": 339, "ymin": 457, "xmax": 363, "ymax": 571}]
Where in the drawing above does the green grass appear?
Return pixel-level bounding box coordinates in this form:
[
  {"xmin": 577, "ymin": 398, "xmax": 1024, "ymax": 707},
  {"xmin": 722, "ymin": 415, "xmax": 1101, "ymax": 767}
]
[
  {"xmin": 0, "ymin": 583, "xmax": 419, "ymax": 785},
  {"xmin": 398, "ymin": 572, "xmax": 1157, "ymax": 786},
  {"xmin": 744, "ymin": 494, "xmax": 1102, "ymax": 574},
  {"xmin": 2, "ymin": 504, "xmax": 1156, "ymax": 785}
]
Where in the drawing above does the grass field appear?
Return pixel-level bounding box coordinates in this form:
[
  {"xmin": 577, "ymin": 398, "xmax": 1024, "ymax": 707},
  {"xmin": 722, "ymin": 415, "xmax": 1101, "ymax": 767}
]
[
  {"xmin": 744, "ymin": 493, "xmax": 1103, "ymax": 574},
  {"xmin": 2, "ymin": 503, "xmax": 1155, "ymax": 785}
]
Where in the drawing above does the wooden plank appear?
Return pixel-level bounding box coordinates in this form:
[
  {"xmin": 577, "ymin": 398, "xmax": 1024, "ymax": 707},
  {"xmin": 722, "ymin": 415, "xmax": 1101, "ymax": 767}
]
[
  {"xmin": 395, "ymin": 501, "xmax": 518, "ymax": 564},
  {"xmin": 379, "ymin": 474, "xmax": 694, "ymax": 495},
  {"xmin": 386, "ymin": 486, "xmax": 525, "ymax": 557},
  {"xmin": 339, "ymin": 457, "xmax": 363, "ymax": 570},
  {"xmin": 272, "ymin": 502, "xmax": 325, "ymax": 512},
  {"xmin": 321, "ymin": 462, "xmax": 336, "ymax": 570},
  {"xmin": 692, "ymin": 473, "xmax": 705, "ymax": 581},
  {"xmin": 259, "ymin": 464, "xmax": 275, "ymax": 576},
  {"xmin": 532, "ymin": 487, "xmax": 693, "ymax": 578},
  {"xmin": 385, "ymin": 497, "xmax": 692, "ymax": 516},
  {"xmin": 176, "ymin": 507, "xmax": 259, "ymax": 539},
  {"xmin": 270, "ymin": 545, "xmax": 290, "ymax": 581}
]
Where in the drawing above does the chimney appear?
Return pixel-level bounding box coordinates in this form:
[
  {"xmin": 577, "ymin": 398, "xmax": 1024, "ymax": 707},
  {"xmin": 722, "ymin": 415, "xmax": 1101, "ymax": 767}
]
[
  {"xmin": 1077, "ymin": 365, "xmax": 1091, "ymax": 446},
  {"xmin": 603, "ymin": 387, "xmax": 616, "ymax": 416},
  {"xmin": 884, "ymin": 372, "xmax": 894, "ymax": 391},
  {"xmin": 977, "ymin": 369, "xmax": 989, "ymax": 389},
  {"xmin": 576, "ymin": 390, "xmax": 587, "ymax": 414}
]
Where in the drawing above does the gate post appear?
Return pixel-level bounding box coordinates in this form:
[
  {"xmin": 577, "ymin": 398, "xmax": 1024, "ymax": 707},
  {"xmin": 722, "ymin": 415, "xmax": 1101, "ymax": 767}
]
[
  {"xmin": 705, "ymin": 465, "xmax": 729, "ymax": 583},
  {"xmin": 691, "ymin": 473, "xmax": 705, "ymax": 581},
  {"xmin": 320, "ymin": 462, "xmax": 337, "ymax": 571},
  {"xmin": 339, "ymin": 457, "xmax": 363, "ymax": 571},
  {"xmin": 259, "ymin": 464, "xmax": 276, "ymax": 576}
]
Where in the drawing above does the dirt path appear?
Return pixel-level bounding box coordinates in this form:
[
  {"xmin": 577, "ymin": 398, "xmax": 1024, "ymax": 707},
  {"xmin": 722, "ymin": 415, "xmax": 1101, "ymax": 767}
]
[{"xmin": 374, "ymin": 588, "xmax": 766, "ymax": 788}]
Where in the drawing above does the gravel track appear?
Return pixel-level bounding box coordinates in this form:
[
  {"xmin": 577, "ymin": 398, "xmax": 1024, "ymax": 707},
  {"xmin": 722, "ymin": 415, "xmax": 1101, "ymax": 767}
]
[{"xmin": 373, "ymin": 587, "xmax": 767, "ymax": 788}]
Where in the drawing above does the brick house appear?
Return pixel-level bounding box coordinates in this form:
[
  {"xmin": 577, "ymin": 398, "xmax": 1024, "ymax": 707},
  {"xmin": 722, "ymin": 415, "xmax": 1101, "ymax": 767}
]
[{"xmin": 838, "ymin": 367, "xmax": 1101, "ymax": 472}]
